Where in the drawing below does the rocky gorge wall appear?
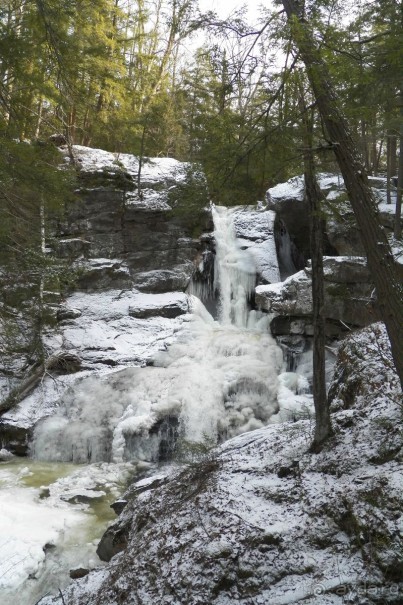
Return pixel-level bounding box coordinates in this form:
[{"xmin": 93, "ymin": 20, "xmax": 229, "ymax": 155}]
[
  {"xmin": 0, "ymin": 147, "xmax": 213, "ymax": 455},
  {"xmin": 0, "ymin": 150, "xmax": 401, "ymax": 458},
  {"xmin": 1, "ymin": 147, "xmax": 402, "ymax": 605}
]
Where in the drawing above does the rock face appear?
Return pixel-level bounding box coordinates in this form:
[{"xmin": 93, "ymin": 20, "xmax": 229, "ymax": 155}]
[
  {"xmin": 0, "ymin": 147, "xmax": 211, "ymax": 453},
  {"xmin": 41, "ymin": 323, "xmax": 402, "ymax": 605},
  {"xmin": 256, "ymin": 257, "xmax": 379, "ymax": 339},
  {"xmin": 266, "ymin": 173, "xmax": 402, "ymax": 259},
  {"xmin": 232, "ymin": 206, "xmax": 280, "ymax": 285},
  {"xmin": 56, "ymin": 146, "xmax": 212, "ymax": 293}
]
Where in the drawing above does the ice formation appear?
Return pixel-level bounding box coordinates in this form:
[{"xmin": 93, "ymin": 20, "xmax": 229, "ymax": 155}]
[
  {"xmin": 1, "ymin": 205, "xmax": 315, "ymax": 603},
  {"xmin": 32, "ymin": 206, "xmax": 312, "ymax": 466}
]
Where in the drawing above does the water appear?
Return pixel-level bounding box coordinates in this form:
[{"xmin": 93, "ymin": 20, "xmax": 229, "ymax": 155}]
[
  {"xmin": 1, "ymin": 205, "xmax": 313, "ymax": 603},
  {"xmin": 0, "ymin": 457, "xmax": 140, "ymax": 605}
]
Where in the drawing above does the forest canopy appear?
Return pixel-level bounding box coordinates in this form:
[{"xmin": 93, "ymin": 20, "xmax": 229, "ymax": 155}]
[{"xmin": 0, "ymin": 0, "xmax": 401, "ymax": 203}]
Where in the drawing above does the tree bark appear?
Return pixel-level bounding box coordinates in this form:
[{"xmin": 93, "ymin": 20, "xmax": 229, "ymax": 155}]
[
  {"xmin": 298, "ymin": 85, "xmax": 331, "ymax": 448},
  {"xmin": 387, "ymin": 132, "xmax": 393, "ymax": 205},
  {"xmin": 281, "ymin": 0, "xmax": 403, "ymax": 389},
  {"xmin": 305, "ymin": 161, "xmax": 331, "ymax": 448},
  {"xmin": 395, "ymin": 86, "xmax": 403, "ymax": 239}
]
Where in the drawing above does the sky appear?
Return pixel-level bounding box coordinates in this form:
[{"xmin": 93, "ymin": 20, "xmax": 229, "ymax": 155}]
[{"xmin": 198, "ymin": 0, "xmax": 264, "ymax": 22}]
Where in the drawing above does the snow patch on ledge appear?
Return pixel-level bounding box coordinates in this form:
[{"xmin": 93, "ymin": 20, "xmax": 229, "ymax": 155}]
[{"xmin": 69, "ymin": 145, "xmax": 189, "ymax": 183}]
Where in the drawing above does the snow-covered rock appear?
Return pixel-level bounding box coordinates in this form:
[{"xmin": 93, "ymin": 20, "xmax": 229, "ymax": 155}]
[
  {"xmin": 266, "ymin": 172, "xmax": 402, "ymax": 260},
  {"xmin": 0, "ymin": 146, "xmax": 212, "ymax": 451},
  {"xmin": 0, "ymin": 289, "xmax": 190, "ymax": 454},
  {"xmin": 56, "ymin": 146, "xmax": 211, "ymax": 293},
  {"xmin": 232, "ymin": 206, "xmax": 280, "ymax": 284},
  {"xmin": 255, "ymin": 257, "xmax": 377, "ymax": 338},
  {"xmin": 40, "ymin": 323, "xmax": 402, "ymax": 605}
]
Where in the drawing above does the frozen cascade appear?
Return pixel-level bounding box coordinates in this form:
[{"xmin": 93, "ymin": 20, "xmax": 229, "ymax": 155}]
[
  {"xmin": 213, "ymin": 206, "xmax": 257, "ymax": 327},
  {"xmin": 32, "ymin": 206, "xmax": 312, "ymax": 466},
  {"xmin": 1, "ymin": 205, "xmax": 313, "ymax": 604}
]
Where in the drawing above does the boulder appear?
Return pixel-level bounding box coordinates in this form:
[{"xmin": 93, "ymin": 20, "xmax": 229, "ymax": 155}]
[
  {"xmin": 134, "ymin": 266, "xmax": 193, "ymax": 293},
  {"xmin": 70, "ymin": 568, "xmax": 90, "ymax": 580},
  {"xmin": 56, "ymin": 307, "xmax": 82, "ymax": 321}
]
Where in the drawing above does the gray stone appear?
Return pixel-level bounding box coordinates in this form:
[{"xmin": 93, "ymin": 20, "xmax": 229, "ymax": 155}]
[
  {"xmin": 134, "ymin": 266, "xmax": 192, "ymax": 293},
  {"xmin": 56, "ymin": 307, "xmax": 82, "ymax": 321},
  {"xmin": 128, "ymin": 299, "xmax": 188, "ymax": 319},
  {"xmin": 256, "ymin": 257, "xmax": 379, "ymax": 338},
  {"xmin": 56, "ymin": 238, "xmax": 91, "ymax": 259},
  {"xmin": 74, "ymin": 259, "xmax": 132, "ymax": 291},
  {"xmin": 308, "ymin": 256, "xmax": 371, "ymax": 283},
  {"xmin": 110, "ymin": 500, "xmax": 128, "ymax": 515}
]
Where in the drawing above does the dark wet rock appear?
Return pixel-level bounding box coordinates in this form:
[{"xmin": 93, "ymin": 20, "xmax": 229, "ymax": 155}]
[
  {"xmin": 96, "ymin": 522, "xmax": 130, "ymax": 562},
  {"xmin": 110, "ymin": 500, "xmax": 128, "ymax": 515},
  {"xmin": 0, "ymin": 423, "xmax": 30, "ymax": 456},
  {"xmin": 70, "ymin": 568, "xmax": 90, "ymax": 580}
]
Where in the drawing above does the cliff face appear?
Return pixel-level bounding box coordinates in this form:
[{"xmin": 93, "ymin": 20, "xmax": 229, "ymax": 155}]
[
  {"xmin": 1, "ymin": 152, "xmax": 401, "ymax": 456},
  {"xmin": 0, "ymin": 147, "xmax": 212, "ymax": 454},
  {"xmin": 57, "ymin": 146, "xmax": 212, "ymax": 293}
]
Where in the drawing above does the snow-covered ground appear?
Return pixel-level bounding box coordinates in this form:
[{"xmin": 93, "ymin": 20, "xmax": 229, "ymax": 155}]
[
  {"xmin": 69, "ymin": 145, "xmax": 190, "ymax": 185},
  {"xmin": 39, "ymin": 323, "xmax": 402, "ymax": 605}
]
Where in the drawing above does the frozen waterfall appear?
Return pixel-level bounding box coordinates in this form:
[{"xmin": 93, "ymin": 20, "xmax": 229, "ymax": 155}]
[
  {"xmin": 32, "ymin": 206, "xmax": 312, "ymax": 465},
  {"xmin": 1, "ymin": 204, "xmax": 314, "ymax": 604}
]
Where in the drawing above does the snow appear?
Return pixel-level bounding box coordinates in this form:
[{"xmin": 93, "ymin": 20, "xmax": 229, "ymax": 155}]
[
  {"xmin": 47, "ymin": 323, "xmax": 401, "ymax": 605},
  {"xmin": 69, "ymin": 145, "xmax": 189, "ymax": 184},
  {"xmin": 2, "ymin": 289, "xmax": 188, "ymax": 429},
  {"xmin": 125, "ymin": 189, "xmax": 172, "ymax": 211},
  {"xmin": 268, "ymin": 175, "xmax": 305, "ymax": 201}
]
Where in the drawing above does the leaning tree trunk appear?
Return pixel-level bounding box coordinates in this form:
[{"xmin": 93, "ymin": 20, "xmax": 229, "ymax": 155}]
[{"xmin": 282, "ymin": 0, "xmax": 403, "ymax": 389}]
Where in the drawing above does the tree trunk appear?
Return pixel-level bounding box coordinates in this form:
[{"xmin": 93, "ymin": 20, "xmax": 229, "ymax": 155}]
[
  {"xmin": 305, "ymin": 160, "xmax": 331, "ymax": 448},
  {"xmin": 282, "ymin": 0, "xmax": 403, "ymax": 389},
  {"xmin": 395, "ymin": 87, "xmax": 403, "ymax": 239},
  {"xmin": 387, "ymin": 132, "xmax": 392, "ymax": 205},
  {"xmin": 299, "ymin": 88, "xmax": 331, "ymax": 449},
  {"xmin": 390, "ymin": 134, "xmax": 397, "ymax": 178}
]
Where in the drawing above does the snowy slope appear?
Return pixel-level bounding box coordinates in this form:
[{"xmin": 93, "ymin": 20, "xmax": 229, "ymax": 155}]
[{"xmin": 40, "ymin": 323, "xmax": 402, "ymax": 605}]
